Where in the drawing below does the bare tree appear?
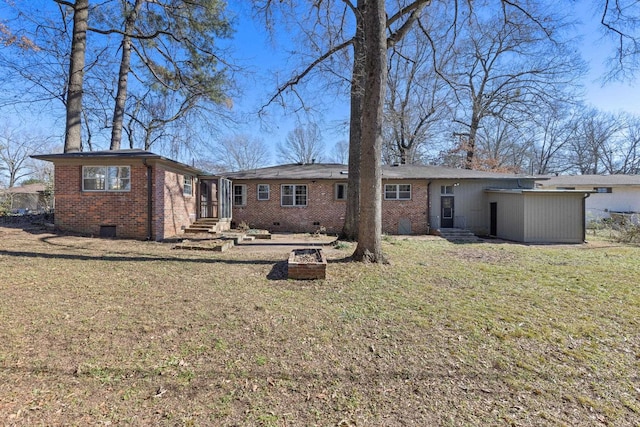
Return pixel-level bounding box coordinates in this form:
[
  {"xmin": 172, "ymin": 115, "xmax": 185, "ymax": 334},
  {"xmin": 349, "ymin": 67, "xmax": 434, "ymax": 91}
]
[
  {"xmin": 618, "ymin": 114, "xmax": 640, "ymax": 174},
  {"xmin": 331, "ymin": 139, "xmax": 349, "ymax": 164},
  {"xmin": 442, "ymin": 5, "xmax": 584, "ymax": 169},
  {"xmin": 276, "ymin": 124, "xmax": 324, "ymax": 164},
  {"xmin": 0, "ymin": 128, "xmax": 48, "ymax": 187},
  {"xmin": 565, "ymin": 109, "xmax": 623, "ymax": 174},
  {"xmin": 215, "ymin": 134, "xmax": 271, "ymax": 172},
  {"xmin": 529, "ymin": 103, "xmax": 581, "ymax": 175},
  {"xmin": 599, "ymin": 0, "xmax": 640, "ymax": 80},
  {"xmin": 383, "ymin": 14, "xmax": 451, "ymax": 165}
]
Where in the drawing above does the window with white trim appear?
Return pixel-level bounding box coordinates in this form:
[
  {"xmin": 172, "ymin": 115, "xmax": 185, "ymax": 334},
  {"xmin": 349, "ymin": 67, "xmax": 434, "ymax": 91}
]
[
  {"xmin": 233, "ymin": 184, "xmax": 247, "ymax": 206},
  {"xmin": 281, "ymin": 184, "xmax": 307, "ymax": 206},
  {"xmin": 441, "ymin": 185, "xmax": 454, "ymax": 194},
  {"xmin": 384, "ymin": 184, "xmax": 411, "ymax": 200},
  {"xmin": 83, "ymin": 166, "xmax": 131, "ymax": 192},
  {"xmin": 335, "ymin": 183, "xmax": 347, "ymax": 200},
  {"xmin": 183, "ymin": 175, "xmax": 193, "ymax": 196},
  {"xmin": 257, "ymin": 184, "xmax": 270, "ymax": 200}
]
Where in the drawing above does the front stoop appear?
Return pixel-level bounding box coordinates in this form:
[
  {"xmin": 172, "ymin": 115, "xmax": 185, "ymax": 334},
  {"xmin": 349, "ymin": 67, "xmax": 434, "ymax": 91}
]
[
  {"xmin": 287, "ymin": 248, "xmax": 327, "ymax": 280},
  {"xmin": 184, "ymin": 218, "xmax": 221, "ymax": 234},
  {"xmin": 438, "ymin": 228, "xmax": 484, "ymax": 243}
]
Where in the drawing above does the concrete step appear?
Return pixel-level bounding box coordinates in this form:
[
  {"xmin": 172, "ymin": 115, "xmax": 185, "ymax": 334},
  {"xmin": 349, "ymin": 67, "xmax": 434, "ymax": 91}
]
[{"xmin": 438, "ymin": 228, "xmax": 483, "ymax": 243}]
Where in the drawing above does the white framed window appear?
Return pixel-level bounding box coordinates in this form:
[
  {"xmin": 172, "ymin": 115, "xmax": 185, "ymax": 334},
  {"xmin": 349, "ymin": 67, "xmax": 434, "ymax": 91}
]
[
  {"xmin": 594, "ymin": 187, "xmax": 612, "ymax": 193},
  {"xmin": 441, "ymin": 185, "xmax": 454, "ymax": 195},
  {"xmin": 385, "ymin": 184, "xmax": 411, "ymax": 200},
  {"xmin": 183, "ymin": 175, "xmax": 193, "ymax": 196},
  {"xmin": 335, "ymin": 183, "xmax": 347, "ymax": 200},
  {"xmin": 281, "ymin": 184, "xmax": 307, "ymax": 206},
  {"xmin": 233, "ymin": 184, "xmax": 247, "ymax": 206},
  {"xmin": 83, "ymin": 166, "xmax": 130, "ymax": 192},
  {"xmin": 257, "ymin": 184, "xmax": 270, "ymax": 200}
]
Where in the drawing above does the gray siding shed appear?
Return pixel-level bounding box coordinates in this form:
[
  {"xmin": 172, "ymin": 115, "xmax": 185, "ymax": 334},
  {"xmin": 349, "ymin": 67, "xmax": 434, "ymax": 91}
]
[{"xmin": 486, "ymin": 190, "xmax": 588, "ymax": 243}]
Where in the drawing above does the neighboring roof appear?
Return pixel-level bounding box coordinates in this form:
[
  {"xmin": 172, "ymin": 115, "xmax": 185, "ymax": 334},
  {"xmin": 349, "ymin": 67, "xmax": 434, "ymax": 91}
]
[
  {"xmin": 226, "ymin": 163, "xmax": 537, "ymax": 181},
  {"xmin": 31, "ymin": 149, "xmax": 205, "ymax": 175},
  {"xmin": 0, "ymin": 183, "xmax": 46, "ymax": 194},
  {"xmin": 538, "ymin": 174, "xmax": 640, "ymax": 187}
]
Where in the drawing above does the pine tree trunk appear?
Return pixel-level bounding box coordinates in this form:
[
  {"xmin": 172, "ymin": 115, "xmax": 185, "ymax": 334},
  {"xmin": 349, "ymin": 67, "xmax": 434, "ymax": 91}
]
[
  {"xmin": 353, "ymin": 0, "xmax": 386, "ymax": 263},
  {"xmin": 63, "ymin": 0, "xmax": 88, "ymax": 153},
  {"xmin": 110, "ymin": 0, "xmax": 143, "ymax": 151}
]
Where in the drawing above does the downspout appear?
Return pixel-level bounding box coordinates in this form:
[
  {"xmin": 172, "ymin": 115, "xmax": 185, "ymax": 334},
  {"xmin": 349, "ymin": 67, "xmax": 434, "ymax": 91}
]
[
  {"xmin": 427, "ymin": 181, "xmax": 432, "ymax": 234},
  {"xmin": 582, "ymin": 192, "xmax": 591, "ymax": 243},
  {"xmin": 144, "ymin": 159, "xmax": 153, "ymax": 240}
]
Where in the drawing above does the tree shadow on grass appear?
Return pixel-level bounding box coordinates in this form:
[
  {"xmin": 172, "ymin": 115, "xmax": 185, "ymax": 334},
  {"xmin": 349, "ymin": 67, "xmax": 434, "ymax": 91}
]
[
  {"xmin": 267, "ymin": 260, "xmax": 288, "ymax": 280},
  {"xmin": 0, "ymin": 248, "xmax": 278, "ymax": 266}
]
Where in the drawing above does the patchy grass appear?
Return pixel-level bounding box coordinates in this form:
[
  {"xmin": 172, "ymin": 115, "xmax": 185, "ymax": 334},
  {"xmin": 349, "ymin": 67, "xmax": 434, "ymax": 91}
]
[{"xmin": 0, "ymin": 226, "xmax": 639, "ymax": 426}]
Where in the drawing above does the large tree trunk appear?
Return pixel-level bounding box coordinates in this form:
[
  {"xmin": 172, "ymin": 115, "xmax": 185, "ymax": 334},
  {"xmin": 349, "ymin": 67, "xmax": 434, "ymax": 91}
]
[
  {"xmin": 110, "ymin": 0, "xmax": 143, "ymax": 151},
  {"xmin": 341, "ymin": 0, "xmax": 365, "ymax": 242},
  {"xmin": 465, "ymin": 114, "xmax": 480, "ymax": 169},
  {"xmin": 63, "ymin": 0, "xmax": 88, "ymax": 153},
  {"xmin": 353, "ymin": 0, "xmax": 386, "ymax": 263}
]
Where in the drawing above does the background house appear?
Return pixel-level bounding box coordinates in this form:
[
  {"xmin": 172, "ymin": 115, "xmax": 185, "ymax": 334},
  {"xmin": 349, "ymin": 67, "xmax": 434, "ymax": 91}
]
[
  {"xmin": 0, "ymin": 183, "xmax": 49, "ymax": 214},
  {"xmin": 32, "ymin": 150, "xmax": 232, "ymax": 240},
  {"xmin": 537, "ymin": 175, "xmax": 640, "ymax": 225}
]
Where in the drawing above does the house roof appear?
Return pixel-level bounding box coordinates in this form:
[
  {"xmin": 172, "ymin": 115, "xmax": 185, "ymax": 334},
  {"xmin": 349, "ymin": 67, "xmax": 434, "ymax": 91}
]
[
  {"xmin": 226, "ymin": 163, "xmax": 538, "ymax": 181},
  {"xmin": 538, "ymin": 174, "xmax": 640, "ymax": 187},
  {"xmin": 31, "ymin": 149, "xmax": 205, "ymax": 175},
  {"xmin": 0, "ymin": 183, "xmax": 46, "ymax": 194}
]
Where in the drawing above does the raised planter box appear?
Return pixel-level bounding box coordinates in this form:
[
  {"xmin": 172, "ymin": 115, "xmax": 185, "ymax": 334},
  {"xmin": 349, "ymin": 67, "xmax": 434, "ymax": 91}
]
[{"xmin": 287, "ymin": 248, "xmax": 327, "ymax": 280}]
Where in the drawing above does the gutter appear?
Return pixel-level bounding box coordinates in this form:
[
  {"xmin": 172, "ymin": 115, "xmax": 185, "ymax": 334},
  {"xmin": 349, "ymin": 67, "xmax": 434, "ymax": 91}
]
[
  {"xmin": 583, "ymin": 192, "xmax": 591, "ymax": 243},
  {"xmin": 144, "ymin": 159, "xmax": 153, "ymax": 241},
  {"xmin": 427, "ymin": 181, "xmax": 432, "ymax": 234}
]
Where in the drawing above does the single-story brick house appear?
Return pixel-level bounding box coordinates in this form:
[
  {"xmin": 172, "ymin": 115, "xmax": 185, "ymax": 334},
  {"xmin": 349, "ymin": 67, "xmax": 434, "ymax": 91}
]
[
  {"xmin": 32, "ymin": 150, "xmax": 232, "ymax": 240},
  {"xmin": 226, "ymin": 162, "xmax": 590, "ymax": 242},
  {"xmin": 31, "ymin": 151, "xmax": 590, "ymax": 243},
  {"xmin": 536, "ymin": 174, "xmax": 640, "ymax": 225}
]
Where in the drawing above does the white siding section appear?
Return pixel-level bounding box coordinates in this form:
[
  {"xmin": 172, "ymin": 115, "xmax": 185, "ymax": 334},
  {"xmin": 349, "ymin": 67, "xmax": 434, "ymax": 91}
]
[{"xmin": 584, "ymin": 188, "xmax": 640, "ymax": 222}]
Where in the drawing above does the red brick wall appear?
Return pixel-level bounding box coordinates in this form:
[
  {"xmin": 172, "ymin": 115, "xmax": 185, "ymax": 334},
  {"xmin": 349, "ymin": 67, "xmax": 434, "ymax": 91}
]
[
  {"xmin": 232, "ymin": 180, "xmax": 347, "ymax": 233},
  {"xmin": 53, "ymin": 163, "xmax": 149, "ymax": 239},
  {"xmin": 231, "ymin": 179, "xmax": 429, "ymax": 235},
  {"xmin": 154, "ymin": 166, "xmax": 197, "ymax": 240},
  {"xmin": 53, "ymin": 161, "xmax": 197, "ymax": 240},
  {"xmin": 381, "ymin": 180, "xmax": 429, "ymax": 234}
]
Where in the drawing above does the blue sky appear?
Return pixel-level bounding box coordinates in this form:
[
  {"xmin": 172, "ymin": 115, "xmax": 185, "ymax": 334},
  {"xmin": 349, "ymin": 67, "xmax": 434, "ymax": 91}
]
[
  {"xmin": 2, "ymin": 1, "xmax": 640, "ymax": 165},
  {"xmin": 227, "ymin": 0, "xmax": 640, "ymax": 164}
]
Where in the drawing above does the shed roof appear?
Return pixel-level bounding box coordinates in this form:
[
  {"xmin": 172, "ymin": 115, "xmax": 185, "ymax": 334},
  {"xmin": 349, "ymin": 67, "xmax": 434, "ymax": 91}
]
[
  {"xmin": 0, "ymin": 183, "xmax": 46, "ymax": 194},
  {"xmin": 538, "ymin": 174, "xmax": 640, "ymax": 187},
  {"xmin": 226, "ymin": 163, "xmax": 537, "ymax": 181}
]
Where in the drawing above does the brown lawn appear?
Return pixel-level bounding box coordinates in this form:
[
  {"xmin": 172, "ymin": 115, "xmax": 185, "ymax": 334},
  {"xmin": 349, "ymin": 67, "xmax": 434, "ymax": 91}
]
[{"xmin": 0, "ymin": 220, "xmax": 639, "ymax": 426}]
